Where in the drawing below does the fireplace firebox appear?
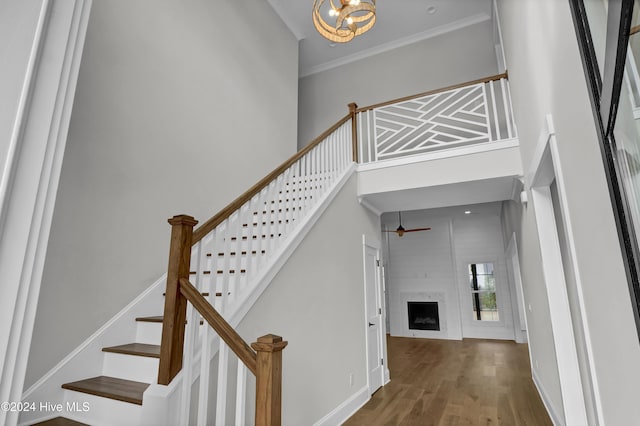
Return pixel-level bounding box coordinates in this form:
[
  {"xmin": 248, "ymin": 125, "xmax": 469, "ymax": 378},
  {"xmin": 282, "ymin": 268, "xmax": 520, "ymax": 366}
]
[{"xmin": 408, "ymin": 301, "xmax": 440, "ymax": 331}]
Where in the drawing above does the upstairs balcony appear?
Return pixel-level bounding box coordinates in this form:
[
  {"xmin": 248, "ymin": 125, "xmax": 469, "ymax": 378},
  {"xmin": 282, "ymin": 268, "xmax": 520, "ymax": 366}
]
[{"xmin": 353, "ymin": 73, "xmax": 523, "ymax": 213}]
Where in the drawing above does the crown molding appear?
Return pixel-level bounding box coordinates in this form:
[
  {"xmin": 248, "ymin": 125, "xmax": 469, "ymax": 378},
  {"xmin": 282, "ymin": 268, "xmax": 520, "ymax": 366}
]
[{"xmin": 300, "ymin": 12, "xmax": 491, "ymax": 78}]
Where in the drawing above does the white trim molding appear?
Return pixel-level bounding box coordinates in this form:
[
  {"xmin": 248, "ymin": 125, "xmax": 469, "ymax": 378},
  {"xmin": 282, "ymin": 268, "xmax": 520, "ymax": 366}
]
[
  {"xmin": 532, "ymin": 367, "xmax": 565, "ymax": 426},
  {"xmin": 300, "ymin": 13, "xmax": 491, "ymax": 77},
  {"xmin": 357, "ymin": 138, "xmax": 520, "ymax": 173},
  {"xmin": 0, "ymin": 2, "xmax": 92, "ymax": 425},
  {"xmin": 527, "ymin": 114, "xmax": 600, "ymax": 425},
  {"xmin": 312, "ymin": 385, "xmax": 369, "ymax": 426}
]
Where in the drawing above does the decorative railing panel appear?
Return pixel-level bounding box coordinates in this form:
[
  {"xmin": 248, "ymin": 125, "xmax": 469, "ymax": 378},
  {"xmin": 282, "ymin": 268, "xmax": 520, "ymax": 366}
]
[{"xmin": 358, "ymin": 75, "xmax": 517, "ymax": 163}]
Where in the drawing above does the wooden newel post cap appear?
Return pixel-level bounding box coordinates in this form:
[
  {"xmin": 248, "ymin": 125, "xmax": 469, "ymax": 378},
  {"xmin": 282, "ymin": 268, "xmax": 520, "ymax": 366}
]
[
  {"xmin": 168, "ymin": 215, "xmax": 198, "ymax": 227},
  {"xmin": 251, "ymin": 334, "xmax": 288, "ymax": 352},
  {"xmin": 348, "ymin": 102, "xmax": 358, "ymax": 113}
]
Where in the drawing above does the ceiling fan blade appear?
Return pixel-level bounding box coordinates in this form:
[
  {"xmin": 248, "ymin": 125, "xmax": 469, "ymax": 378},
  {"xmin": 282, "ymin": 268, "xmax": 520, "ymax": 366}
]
[{"xmin": 404, "ymin": 227, "xmax": 432, "ymax": 232}]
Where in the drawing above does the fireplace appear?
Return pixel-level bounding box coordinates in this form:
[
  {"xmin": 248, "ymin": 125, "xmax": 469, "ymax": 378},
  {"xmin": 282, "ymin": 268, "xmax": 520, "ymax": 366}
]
[{"xmin": 408, "ymin": 302, "xmax": 440, "ymax": 331}]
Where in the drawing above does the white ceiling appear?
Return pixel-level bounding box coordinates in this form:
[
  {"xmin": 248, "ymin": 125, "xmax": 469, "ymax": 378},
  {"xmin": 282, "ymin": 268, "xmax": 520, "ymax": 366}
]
[
  {"xmin": 267, "ymin": 0, "xmax": 494, "ymax": 76},
  {"xmin": 359, "ymin": 176, "xmax": 519, "ymax": 214}
]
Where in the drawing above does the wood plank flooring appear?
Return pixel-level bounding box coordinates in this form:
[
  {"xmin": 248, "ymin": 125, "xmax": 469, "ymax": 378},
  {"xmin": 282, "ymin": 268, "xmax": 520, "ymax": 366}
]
[{"xmin": 344, "ymin": 336, "xmax": 552, "ymax": 426}]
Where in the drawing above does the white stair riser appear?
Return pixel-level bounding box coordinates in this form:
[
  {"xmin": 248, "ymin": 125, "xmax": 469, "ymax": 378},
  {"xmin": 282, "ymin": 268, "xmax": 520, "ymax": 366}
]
[
  {"xmin": 62, "ymin": 390, "xmax": 142, "ymax": 426},
  {"xmin": 102, "ymin": 352, "xmax": 159, "ymax": 383},
  {"xmin": 135, "ymin": 322, "xmax": 162, "ymax": 345}
]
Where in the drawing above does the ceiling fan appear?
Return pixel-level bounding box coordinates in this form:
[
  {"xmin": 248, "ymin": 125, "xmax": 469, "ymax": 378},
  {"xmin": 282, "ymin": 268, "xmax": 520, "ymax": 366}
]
[{"xmin": 384, "ymin": 212, "xmax": 431, "ymax": 237}]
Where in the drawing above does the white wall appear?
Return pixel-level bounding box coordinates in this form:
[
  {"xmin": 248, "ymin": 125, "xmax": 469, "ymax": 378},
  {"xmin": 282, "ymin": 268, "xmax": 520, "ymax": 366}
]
[
  {"xmin": 236, "ymin": 174, "xmax": 380, "ymax": 425},
  {"xmin": 298, "ymin": 20, "xmax": 499, "ymax": 148},
  {"xmin": 498, "ymin": 0, "xmax": 640, "ymax": 423},
  {"xmin": 26, "ymin": 0, "xmax": 299, "ymax": 388},
  {"xmin": 382, "ymin": 202, "xmax": 516, "ymax": 342}
]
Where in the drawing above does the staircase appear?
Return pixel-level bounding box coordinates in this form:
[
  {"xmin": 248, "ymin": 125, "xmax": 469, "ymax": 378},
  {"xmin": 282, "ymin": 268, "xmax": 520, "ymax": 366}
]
[
  {"xmin": 21, "ymin": 73, "xmax": 517, "ymax": 426},
  {"xmin": 20, "ymin": 116, "xmax": 355, "ymax": 426}
]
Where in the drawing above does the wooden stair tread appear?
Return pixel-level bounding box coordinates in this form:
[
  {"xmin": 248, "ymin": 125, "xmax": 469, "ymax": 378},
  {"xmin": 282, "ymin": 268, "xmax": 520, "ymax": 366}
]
[
  {"xmin": 32, "ymin": 417, "xmax": 88, "ymax": 426},
  {"xmin": 61, "ymin": 376, "xmax": 149, "ymax": 405},
  {"xmin": 135, "ymin": 315, "xmax": 204, "ymax": 324},
  {"xmin": 102, "ymin": 343, "xmax": 160, "ymax": 358},
  {"xmin": 135, "ymin": 315, "xmax": 164, "ymax": 323},
  {"xmin": 163, "ymin": 291, "xmax": 209, "ymax": 296}
]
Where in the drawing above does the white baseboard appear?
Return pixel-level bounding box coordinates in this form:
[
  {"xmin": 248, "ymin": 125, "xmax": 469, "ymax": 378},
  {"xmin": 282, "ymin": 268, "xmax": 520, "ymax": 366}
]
[
  {"xmin": 313, "ymin": 385, "xmax": 369, "ymax": 426},
  {"xmin": 532, "ymin": 367, "xmax": 564, "ymax": 426}
]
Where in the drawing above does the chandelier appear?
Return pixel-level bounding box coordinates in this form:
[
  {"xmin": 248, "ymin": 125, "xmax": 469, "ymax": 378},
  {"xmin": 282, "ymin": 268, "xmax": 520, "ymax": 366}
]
[{"xmin": 312, "ymin": 0, "xmax": 376, "ymax": 43}]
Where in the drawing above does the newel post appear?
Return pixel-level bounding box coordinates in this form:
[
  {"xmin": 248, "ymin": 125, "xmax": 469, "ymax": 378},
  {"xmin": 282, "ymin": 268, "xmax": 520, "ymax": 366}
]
[
  {"xmin": 252, "ymin": 334, "xmax": 288, "ymax": 426},
  {"xmin": 158, "ymin": 214, "xmax": 198, "ymax": 385},
  {"xmin": 348, "ymin": 102, "xmax": 359, "ymax": 163}
]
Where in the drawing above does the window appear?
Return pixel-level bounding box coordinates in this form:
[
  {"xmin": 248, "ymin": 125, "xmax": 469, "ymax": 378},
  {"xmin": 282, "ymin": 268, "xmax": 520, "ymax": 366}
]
[
  {"xmin": 469, "ymin": 263, "xmax": 498, "ymax": 321},
  {"xmin": 570, "ymin": 0, "xmax": 640, "ymax": 336}
]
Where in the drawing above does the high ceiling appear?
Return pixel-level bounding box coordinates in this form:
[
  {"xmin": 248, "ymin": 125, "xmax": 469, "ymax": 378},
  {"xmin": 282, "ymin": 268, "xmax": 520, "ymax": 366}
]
[{"xmin": 267, "ymin": 0, "xmax": 494, "ymax": 77}]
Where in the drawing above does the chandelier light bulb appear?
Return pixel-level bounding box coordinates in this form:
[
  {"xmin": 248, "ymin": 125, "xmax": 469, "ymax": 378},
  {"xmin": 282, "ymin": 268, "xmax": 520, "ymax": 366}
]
[{"xmin": 312, "ymin": 0, "xmax": 376, "ymax": 43}]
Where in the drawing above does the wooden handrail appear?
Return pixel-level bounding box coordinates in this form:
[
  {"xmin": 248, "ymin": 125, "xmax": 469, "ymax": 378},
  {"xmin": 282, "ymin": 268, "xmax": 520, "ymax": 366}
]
[
  {"xmin": 631, "ymin": 24, "xmax": 640, "ymax": 36},
  {"xmin": 179, "ymin": 278, "xmax": 258, "ymax": 374},
  {"xmin": 356, "ymin": 72, "xmax": 509, "ymax": 113},
  {"xmin": 179, "ymin": 278, "xmax": 287, "ymax": 426},
  {"xmin": 192, "ymin": 113, "xmax": 352, "ymax": 243}
]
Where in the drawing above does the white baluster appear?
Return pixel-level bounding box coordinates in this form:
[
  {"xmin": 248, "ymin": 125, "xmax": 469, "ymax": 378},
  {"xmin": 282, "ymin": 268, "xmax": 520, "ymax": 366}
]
[
  {"xmin": 197, "ymin": 322, "xmax": 212, "ymax": 426},
  {"xmin": 180, "ymin": 241, "xmax": 202, "ymax": 425},
  {"xmin": 227, "ymin": 212, "xmax": 243, "ymax": 307},
  {"xmin": 215, "ymin": 342, "xmax": 229, "ymax": 426},
  {"xmin": 505, "ymin": 79, "xmax": 517, "ymax": 137},
  {"xmin": 179, "ymin": 300, "xmax": 196, "ymax": 426},
  {"xmin": 357, "ymin": 112, "xmax": 364, "ymax": 163},
  {"xmin": 246, "ymin": 194, "xmax": 260, "ymax": 281},
  {"xmin": 296, "ymin": 161, "xmax": 304, "ymax": 229},
  {"xmin": 481, "ymin": 83, "xmax": 492, "ymax": 141},
  {"xmin": 255, "ymin": 185, "xmax": 271, "ymax": 267},
  {"xmin": 235, "ymin": 362, "xmax": 248, "ymax": 426},
  {"xmin": 273, "ymin": 173, "xmax": 285, "ymax": 250},
  {"xmin": 264, "ymin": 180, "xmax": 277, "ymax": 256},
  {"xmin": 212, "ymin": 224, "xmax": 225, "ymax": 312},
  {"xmin": 489, "ymin": 80, "xmax": 501, "ymax": 141},
  {"xmin": 500, "ymin": 78, "xmax": 513, "ymax": 139},
  {"xmin": 236, "ymin": 200, "xmax": 253, "ymax": 295},
  {"xmin": 284, "ymin": 166, "xmax": 295, "ymax": 235},
  {"xmin": 372, "ymin": 109, "xmax": 378, "ymax": 163}
]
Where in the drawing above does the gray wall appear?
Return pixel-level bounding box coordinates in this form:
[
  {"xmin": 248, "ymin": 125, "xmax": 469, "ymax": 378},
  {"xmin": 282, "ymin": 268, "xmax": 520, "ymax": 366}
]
[
  {"xmin": 298, "ymin": 20, "xmax": 499, "ymax": 148},
  {"xmin": 26, "ymin": 0, "xmax": 298, "ymax": 388},
  {"xmin": 498, "ymin": 0, "xmax": 640, "ymax": 423},
  {"xmin": 237, "ymin": 174, "xmax": 380, "ymax": 425}
]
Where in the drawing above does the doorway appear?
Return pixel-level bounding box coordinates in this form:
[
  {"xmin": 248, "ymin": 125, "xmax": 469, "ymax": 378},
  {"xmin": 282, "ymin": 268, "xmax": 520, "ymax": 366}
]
[{"xmin": 362, "ymin": 235, "xmax": 386, "ymax": 395}]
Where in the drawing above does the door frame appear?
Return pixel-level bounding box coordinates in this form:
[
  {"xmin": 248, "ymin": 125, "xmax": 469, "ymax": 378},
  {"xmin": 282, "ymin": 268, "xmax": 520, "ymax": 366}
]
[
  {"xmin": 362, "ymin": 234, "xmax": 387, "ymax": 394},
  {"xmin": 527, "ymin": 114, "xmax": 598, "ymax": 425},
  {"xmin": 505, "ymin": 233, "xmax": 528, "ymax": 343}
]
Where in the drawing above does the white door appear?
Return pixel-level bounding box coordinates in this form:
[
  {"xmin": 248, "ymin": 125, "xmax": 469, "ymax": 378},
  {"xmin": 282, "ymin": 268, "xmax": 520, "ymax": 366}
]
[{"xmin": 364, "ymin": 241, "xmax": 384, "ymax": 394}]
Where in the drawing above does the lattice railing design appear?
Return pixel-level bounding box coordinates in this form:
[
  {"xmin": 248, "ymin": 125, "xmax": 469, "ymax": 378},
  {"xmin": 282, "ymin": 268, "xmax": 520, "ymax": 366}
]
[
  {"xmin": 175, "ymin": 120, "xmax": 353, "ymax": 425},
  {"xmin": 357, "ymin": 76, "xmax": 517, "ymax": 163}
]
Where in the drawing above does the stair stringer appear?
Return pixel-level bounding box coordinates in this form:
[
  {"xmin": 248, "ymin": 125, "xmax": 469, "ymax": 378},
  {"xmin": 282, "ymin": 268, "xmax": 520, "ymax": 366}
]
[
  {"xmin": 141, "ymin": 163, "xmax": 357, "ymax": 426},
  {"xmin": 19, "ymin": 163, "xmax": 356, "ymax": 426}
]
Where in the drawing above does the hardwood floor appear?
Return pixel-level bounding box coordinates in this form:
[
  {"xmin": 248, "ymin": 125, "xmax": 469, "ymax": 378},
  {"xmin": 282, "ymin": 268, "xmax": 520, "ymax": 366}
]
[{"xmin": 344, "ymin": 336, "xmax": 552, "ymax": 426}]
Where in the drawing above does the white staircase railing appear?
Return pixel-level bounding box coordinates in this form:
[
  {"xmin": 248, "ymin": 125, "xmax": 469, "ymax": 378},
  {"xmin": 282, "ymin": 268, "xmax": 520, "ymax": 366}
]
[
  {"xmin": 356, "ymin": 73, "xmax": 517, "ymax": 164},
  {"xmin": 160, "ymin": 117, "xmax": 354, "ymax": 425}
]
